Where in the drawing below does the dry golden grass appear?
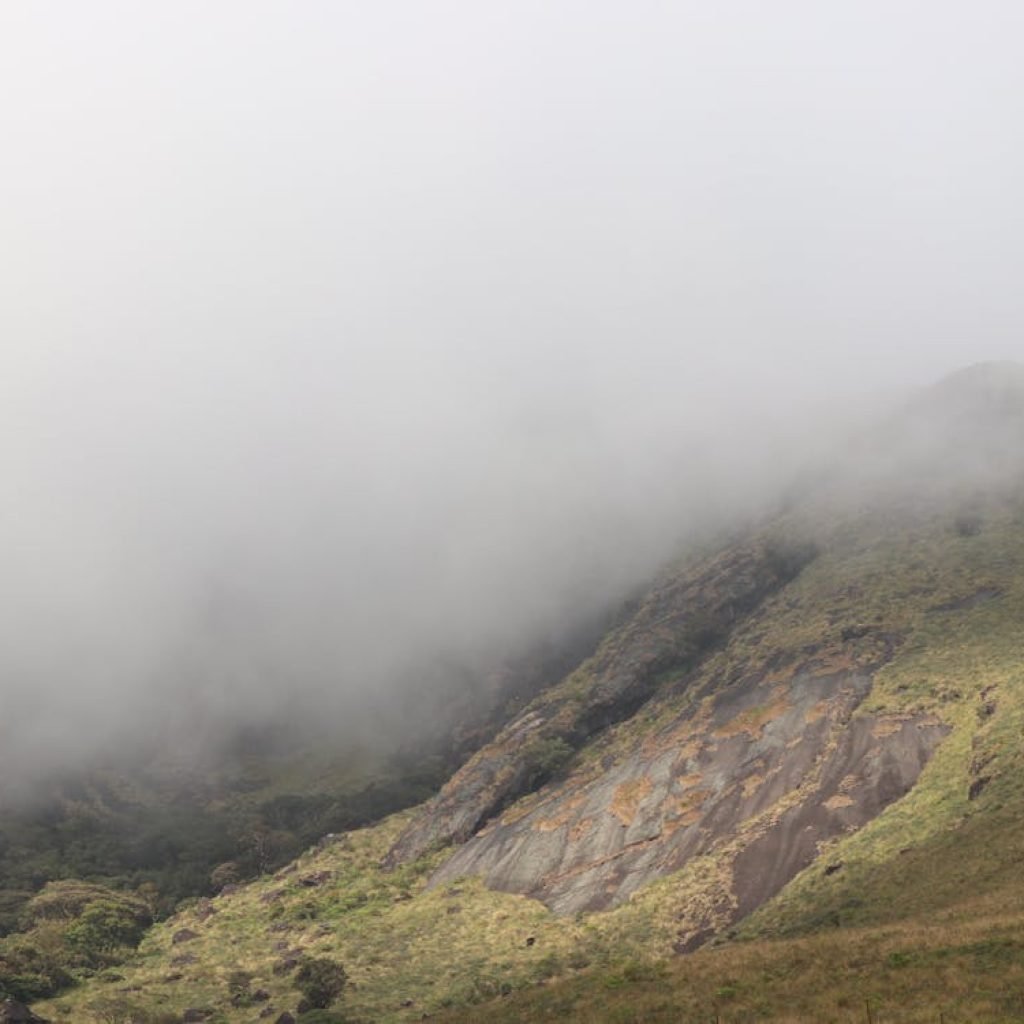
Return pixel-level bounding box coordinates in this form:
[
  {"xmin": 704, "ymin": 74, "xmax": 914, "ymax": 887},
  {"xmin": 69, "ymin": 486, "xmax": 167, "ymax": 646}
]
[{"xmin": 435, "ymin": 903, "xmax": 1024, "ymax": 1023}]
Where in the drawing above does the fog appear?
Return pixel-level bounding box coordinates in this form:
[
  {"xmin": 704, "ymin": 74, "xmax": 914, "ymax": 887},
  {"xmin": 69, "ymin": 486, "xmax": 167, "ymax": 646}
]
[{"xmin": 1, "ymin": 3, "xmax": 1022, "ymax": 778}]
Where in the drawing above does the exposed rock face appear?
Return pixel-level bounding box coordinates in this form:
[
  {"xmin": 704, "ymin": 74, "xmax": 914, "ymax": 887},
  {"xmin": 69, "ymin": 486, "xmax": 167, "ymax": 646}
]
[
  {"xmin": 430, "ymin": 661, "xmax": 947, "ymax": 924},
  {"xmin": 385, "ymin": 434, "xmax": 978, "ymax": 935},
  {"xmin": 384, "ymin": 539, "xmax": 818, "ymax": 867}
]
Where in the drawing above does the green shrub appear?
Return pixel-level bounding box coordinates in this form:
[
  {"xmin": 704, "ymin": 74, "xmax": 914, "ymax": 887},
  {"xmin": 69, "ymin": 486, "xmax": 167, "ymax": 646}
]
[
  {"xmin": 0, "ymin": 890, "xmax": 31, "ymax": 937},
  {"xmin": 227, "ymin": 968, "xmax": 253, "ymax": 1005},
  {"xmin": 0, "ymin": 878, "xmax": 154, "ymax": 1002},
  {"xmin": 209, "ymin": 861, "xmax": 241, "ymax": 892},
  {"xmin": 294, "ymin": 955, "xmax": 347, "ymax": 1008},
  {"xmin": 66, "ymin": 899, "xmax": 149, "ymax": 953},
  {"xmin": 521, "ymin": 737, "xmax": 575, "ymax": 789},
  {"xmin": 0, "ymin": 936, "xmax": 75, "ymax": 999},
  {"xmin": 21, "ymin": 881, "xmax": 150, "ymax": 933}
]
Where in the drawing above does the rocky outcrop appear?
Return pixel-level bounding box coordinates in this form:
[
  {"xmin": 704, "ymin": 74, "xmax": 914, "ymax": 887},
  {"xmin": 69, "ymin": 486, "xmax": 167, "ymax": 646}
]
[
  {"xmin": 383, "ymin": 539, "xmax": 818, "ymax": 868},
  {"xmin": 429, "ymin": 658, "xmax": 947, "ymax": 926}
]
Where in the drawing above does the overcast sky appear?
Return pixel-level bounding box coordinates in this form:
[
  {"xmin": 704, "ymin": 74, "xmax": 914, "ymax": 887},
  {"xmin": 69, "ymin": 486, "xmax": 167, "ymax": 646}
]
[{"xmin": 1, "ymin": 2, "xmax": 1022, "ymax": 772}]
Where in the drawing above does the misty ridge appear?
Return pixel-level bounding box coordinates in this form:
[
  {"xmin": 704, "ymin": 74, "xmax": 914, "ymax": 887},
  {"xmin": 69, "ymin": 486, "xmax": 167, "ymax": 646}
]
[
  {"xmin": 2, "ymin": 3, "xmax": 1023, "ymax": 793},
  {"xmin": 0, "ymin": 349, "xmax": 877, "ymax": 787},
  {"xmin": 1, "ymin": 358, "xmax": 1018, "ymax": 793}
]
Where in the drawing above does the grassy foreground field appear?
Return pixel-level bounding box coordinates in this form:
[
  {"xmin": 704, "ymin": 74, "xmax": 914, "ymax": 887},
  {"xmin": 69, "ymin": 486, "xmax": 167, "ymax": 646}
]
[{"xmin": 435, "ymin": 906, "xmax": 1024, "ymax": 1023}]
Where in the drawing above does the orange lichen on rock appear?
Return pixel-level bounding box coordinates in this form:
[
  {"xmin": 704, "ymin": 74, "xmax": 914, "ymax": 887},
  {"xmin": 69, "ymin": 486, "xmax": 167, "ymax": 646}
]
[
  {"xmin": 715, "ymin": 698, "xmax": 790, "ymax": 739},
  {"xmin": 872, "ymin": 716, "xmax": 909, "ymax": 738},
  {"xmin": 569, "ymin": 817, "xmax": 595, "ymax": 842},
  {"xmin": 824, "ymin": 794, "xmax": 855, "ymax": 810},
  {"xmin": 535, "ymin": 795, "xmax": 586, "ymax": 833},
  {"xmin": 804, "ymin": 699, "xmax": 830, "ymax": 724},
  {"xmin": 742, "ymin": 773, "xmax": 766, "ymax": 799},
  {"xmin": 663, "ymin": 786, "xmax": 710, "ymax": 830},
  {"xmin": 675, "ymin": 772, "xmax": 704, "ymax": 791},
  {"xmin": 609, "ymin": 777, "xmax": 654, "ymax": 826}
]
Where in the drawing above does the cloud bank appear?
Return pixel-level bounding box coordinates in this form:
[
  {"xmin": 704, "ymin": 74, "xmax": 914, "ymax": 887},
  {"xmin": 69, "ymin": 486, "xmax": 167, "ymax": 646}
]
[{"xmin": 1, "ymin": 2, "xmax": 1022, "ymax": 776}]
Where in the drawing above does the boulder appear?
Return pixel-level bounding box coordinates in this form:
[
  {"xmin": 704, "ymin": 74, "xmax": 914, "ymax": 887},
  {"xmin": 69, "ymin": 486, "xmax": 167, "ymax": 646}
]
[
  {"xmin": 298, "ymin": 871, "xmax": 332, "ymax": 888},
  {"xmin": 193, "ymin": 899, "xmax": 217, "ymax": 922},
  {"xmin": 272, "ymin": 955, "xmax": 300, "ymax": 975}
]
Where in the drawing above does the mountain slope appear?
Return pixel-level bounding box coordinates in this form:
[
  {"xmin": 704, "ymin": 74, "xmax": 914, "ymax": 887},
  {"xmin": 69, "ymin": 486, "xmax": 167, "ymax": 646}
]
[
  {"xmin": 28, "ymin": 363, "xmax": 1024, "ymax": 1022},
  {"xmin": 0, "ymin": 606, "xmax": 608, "ymax": 940},
  {"xmin": 383, "ymin": 535, "xmax": 820, "ymax": 871}
]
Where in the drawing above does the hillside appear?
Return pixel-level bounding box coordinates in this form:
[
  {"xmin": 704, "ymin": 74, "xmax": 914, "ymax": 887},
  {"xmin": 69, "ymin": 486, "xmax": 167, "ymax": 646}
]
[
  {"xmin": 0, "ymin": 613, "xmax": 607, "ymax": 937},
  {"xmin": 16, "ymin": 363, "xmax": 1024, "ymax": 1023}
]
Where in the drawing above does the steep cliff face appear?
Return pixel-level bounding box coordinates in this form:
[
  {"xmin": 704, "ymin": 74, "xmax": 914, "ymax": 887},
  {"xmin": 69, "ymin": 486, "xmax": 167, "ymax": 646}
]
[
  {"xmin": 430, "ymin": 662, "xmax": 945, "ymax": 922},
  {"xmin": 417, "ymin": 540, "xmax": 949, "ymax": 928},
  {"xmin": 383, "ymin": 538, "xmax": 818, "ymax": 867}
]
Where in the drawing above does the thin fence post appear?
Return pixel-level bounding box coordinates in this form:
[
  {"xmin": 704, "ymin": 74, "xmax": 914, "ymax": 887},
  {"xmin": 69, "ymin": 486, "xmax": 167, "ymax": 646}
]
[{"xmin": 865, "ymin": 998, "xmax": 874, "ymax": 1024}]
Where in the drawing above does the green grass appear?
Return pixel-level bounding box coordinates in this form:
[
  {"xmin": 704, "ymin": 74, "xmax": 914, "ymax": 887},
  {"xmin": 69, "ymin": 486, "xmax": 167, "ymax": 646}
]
[
  {"xmin": 35, "ymin": 813, "xmax": 621, "ymax": 1023},
  {"xmin": 434, "ymin": 908, "xmax": 1024, "ymax": 1023}
]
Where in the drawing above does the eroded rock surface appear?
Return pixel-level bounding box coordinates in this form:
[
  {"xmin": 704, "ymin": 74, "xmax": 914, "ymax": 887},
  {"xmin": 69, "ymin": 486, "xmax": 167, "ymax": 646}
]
[
  {"xmin": 430, "ymin": 661, "xmax": 946, "ymax": 925},
  {"xmin": 387, "ymin": 519, "xmax": 949, "ymax": 937},
  {"xmin": 384, "ymin": 539, "xmax": 817, "ymax": 867}
]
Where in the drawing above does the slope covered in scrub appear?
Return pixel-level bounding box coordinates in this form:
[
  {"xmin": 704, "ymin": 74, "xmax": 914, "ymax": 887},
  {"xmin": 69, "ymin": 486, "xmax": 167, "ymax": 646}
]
[{"xmin": 25, "ymin": 363, "xmax": 1024, "ymax": 1023}]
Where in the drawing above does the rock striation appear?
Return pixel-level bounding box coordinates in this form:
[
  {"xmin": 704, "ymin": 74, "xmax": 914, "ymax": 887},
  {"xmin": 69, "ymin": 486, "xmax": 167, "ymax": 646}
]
[
  {"xmin": 384, "ymin": 539, "xmax": 818, "ymax": 868},
  {"xmin": 429, "ymin": 659, "xmax": 945, "ymax": 922}
]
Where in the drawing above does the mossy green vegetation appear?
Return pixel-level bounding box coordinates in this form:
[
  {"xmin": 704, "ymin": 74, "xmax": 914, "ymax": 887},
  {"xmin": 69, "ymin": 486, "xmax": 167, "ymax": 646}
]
[
  {"xmin": 0, "ymin": 743, "xmax": 447, "ymax": 930},
  {"xmin": 32, "ymin": 813, "xmax": 608, "ymax": 1022},
  {"xmin": 0, "ymin": 881, "xmax": 151, "ymax": 1002}
]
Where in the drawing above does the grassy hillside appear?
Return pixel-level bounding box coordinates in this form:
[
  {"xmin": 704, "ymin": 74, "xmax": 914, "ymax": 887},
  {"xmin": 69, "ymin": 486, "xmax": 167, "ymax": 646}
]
[
  {"xmin": 0, "ymin": 740, "xmax": 446, "ymax": 931},
  {"xmin": 21, "ymin": 474, "xmax": 1024, "ymax": 1022},
  {"xmin": 0, "ymin": 601, "xmax": 612, "ymax": 948},
  {"xmin": 432, "ymin": 913, "xmax": 1024, "ymax": 1022}
]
